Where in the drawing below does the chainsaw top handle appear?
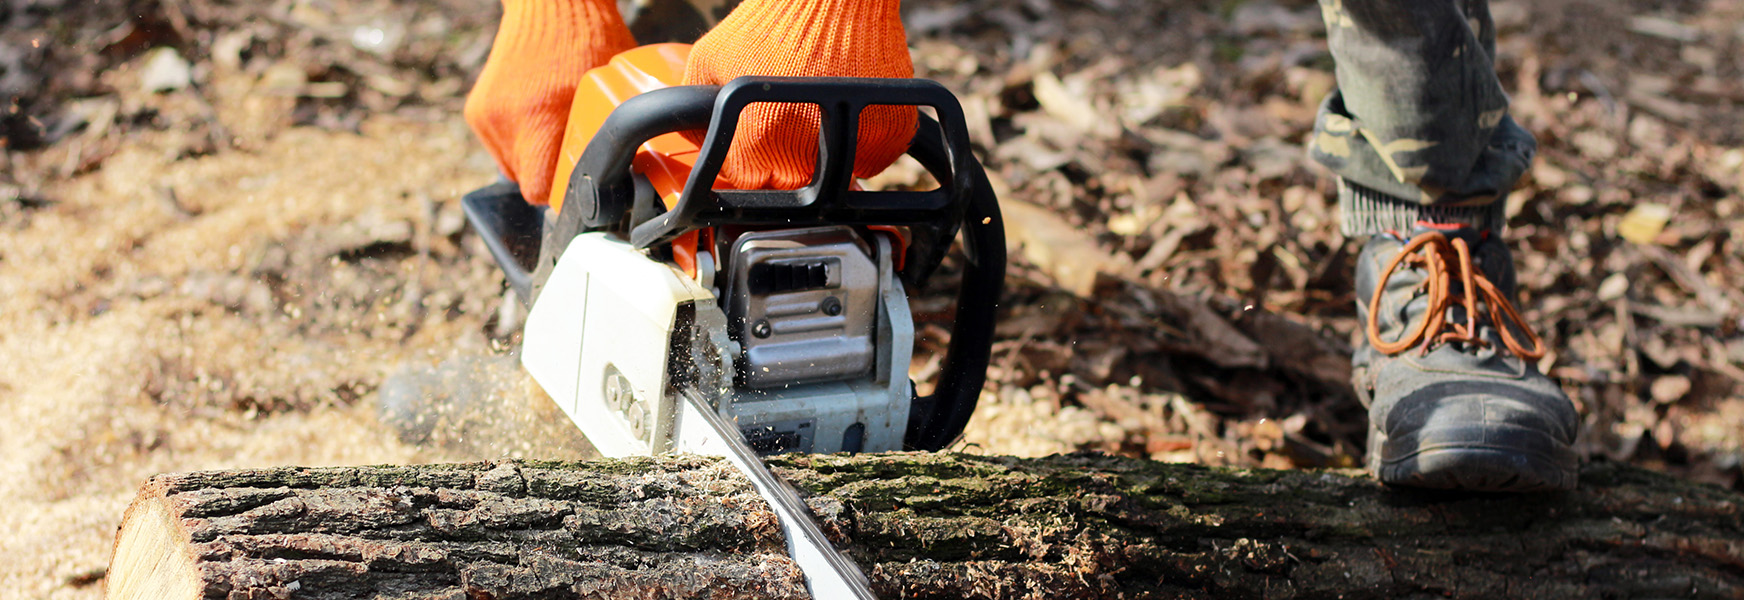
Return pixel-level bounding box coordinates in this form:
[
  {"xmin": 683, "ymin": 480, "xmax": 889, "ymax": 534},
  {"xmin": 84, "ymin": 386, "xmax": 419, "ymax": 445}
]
[
  {"xmin": 551, "ymin": 77, "xmax": 975, "ymax": 284},
  {"xmin": 538, "ymin": 76, "xmax": 1004, "ymax": 451}
]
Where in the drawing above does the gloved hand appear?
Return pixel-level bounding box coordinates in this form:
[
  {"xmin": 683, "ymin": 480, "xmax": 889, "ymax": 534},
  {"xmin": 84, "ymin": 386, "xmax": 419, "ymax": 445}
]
[
  {"xmin": 465, "ymin": 0, "xmax": 634, "ymax": 206},
  {"xmin": 682, "ymin": 0, "xmax": 917, "ymax": 190}
]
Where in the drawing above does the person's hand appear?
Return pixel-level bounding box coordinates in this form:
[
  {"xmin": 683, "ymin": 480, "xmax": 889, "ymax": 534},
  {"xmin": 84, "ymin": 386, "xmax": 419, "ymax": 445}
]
[
  {"xmin": 682, "ymin": 0, "xmax": 917, "ymax": 190},
  {"xmin": 465, "ymin": 0, "xmax": 635, "ymax": 206}
]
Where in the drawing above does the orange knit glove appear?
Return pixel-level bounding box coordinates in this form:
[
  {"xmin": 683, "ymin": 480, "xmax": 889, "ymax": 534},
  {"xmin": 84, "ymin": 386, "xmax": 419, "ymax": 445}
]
[
  {"xmin": 465, "ymin": 0, "xmax": 635, "ymax": 206},
  {"xmin": 682, "ymin": 0, "xmax": 916, "ymax": 190}
]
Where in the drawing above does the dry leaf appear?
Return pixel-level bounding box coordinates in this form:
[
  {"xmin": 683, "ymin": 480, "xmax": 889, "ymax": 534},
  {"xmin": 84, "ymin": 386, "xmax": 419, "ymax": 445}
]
[
  {"xmin": 140, "ymin": 47, "xmax": 193, "ymax": 94},
  {"xmin": 1651, "ymin": 375, "xmax": 1692, "ymax": 404},
  {"xmin": 1002, "ymin": 198, "xmax": 1132, "ymax": 296},
  {"xmin": 1627, "ymin": 15, "xmax": 1701, "ymax": 43},
  {"xmin": 1597, "ymin": 273, "xmax": 1630, "ymax": 302},
  {"xmin": 1032, "ymin": 70, "xmax": 1108, "ymax": 136},
  {"xmin": 1618, "ymin": 203, "xmax": 1673, "ymax": 245}
]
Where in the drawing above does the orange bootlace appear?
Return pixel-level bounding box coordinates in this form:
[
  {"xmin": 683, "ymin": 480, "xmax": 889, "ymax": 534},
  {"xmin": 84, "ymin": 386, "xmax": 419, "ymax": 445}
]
[{"xmin": 1365, "ymin": 231, "xmax": 1546, "ymax": 360}]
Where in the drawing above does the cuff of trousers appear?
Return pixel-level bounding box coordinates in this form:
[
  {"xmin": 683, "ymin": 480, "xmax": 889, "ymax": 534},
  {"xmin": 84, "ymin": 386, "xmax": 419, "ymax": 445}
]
[
  {"xmin": 1307, "ymin": 90, "xmax": 1537, "ymax": 211},
  {"xmin": 1339, "ymin": 178, "xmax": 1506, "ymax": 236}
]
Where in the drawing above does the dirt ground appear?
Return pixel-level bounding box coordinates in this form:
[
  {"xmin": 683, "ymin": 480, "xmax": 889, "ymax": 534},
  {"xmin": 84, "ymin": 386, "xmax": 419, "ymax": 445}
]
[{"xmin": 3, "ymin": 0, "xmax": 1742, "ymax": 597}]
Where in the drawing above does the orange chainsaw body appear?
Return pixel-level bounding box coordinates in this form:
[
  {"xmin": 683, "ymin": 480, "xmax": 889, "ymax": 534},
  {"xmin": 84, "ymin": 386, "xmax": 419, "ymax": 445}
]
[
  {"xmin": 548, "ymin": 43, "xmax": 696, "ymax": 215},
  {"xmin": 548, "ymin": 44, "xmax": 709, "ymax": 275}
]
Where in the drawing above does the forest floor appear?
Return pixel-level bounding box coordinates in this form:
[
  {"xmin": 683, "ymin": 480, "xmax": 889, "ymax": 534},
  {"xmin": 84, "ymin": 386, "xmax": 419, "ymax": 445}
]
[{"xmin": 2, "ymin": 0, "xmax": 1741, "ymax": 597}]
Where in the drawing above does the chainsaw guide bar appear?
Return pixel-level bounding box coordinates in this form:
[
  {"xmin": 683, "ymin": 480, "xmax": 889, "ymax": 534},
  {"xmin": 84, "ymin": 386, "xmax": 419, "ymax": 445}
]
[{"xmin": 678, "ymin": 388, "xmax": 878, "ymax": 598}]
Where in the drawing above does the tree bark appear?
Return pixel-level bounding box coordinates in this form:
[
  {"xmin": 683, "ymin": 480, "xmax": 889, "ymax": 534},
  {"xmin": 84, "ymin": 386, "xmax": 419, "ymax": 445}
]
[
  {"xmin": 108, "ymin": 457, "xmax": 809, "ymax": 600},
  {"xmin": 109, "ymin": 453, "xmax": 1744, "ymax": 600}
]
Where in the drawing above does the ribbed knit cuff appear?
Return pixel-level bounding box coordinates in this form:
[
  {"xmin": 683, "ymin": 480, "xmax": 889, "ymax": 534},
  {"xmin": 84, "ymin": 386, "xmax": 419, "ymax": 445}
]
[
  {"xmin": 681, "ymin": 0, "xmax": 913, "ymax": 189},
  {"xmin": 1339, "ymin": 178, "xmax": 1505, "ymax": 236},
  {"xmin": 496, "ymin": 0, "xmax": 633, "ymax": 74},
  {"xmin": 685, "ymin": 0, "xmax": 907, "ymax": 75},
  {"xmin": 467, "ymin": 0, "xmax": 632, "ymax": 205}
]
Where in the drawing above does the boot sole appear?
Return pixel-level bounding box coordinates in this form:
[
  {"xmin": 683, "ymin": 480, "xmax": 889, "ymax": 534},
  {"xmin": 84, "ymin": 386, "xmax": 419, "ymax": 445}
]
[{"xmin": 1368, "ymin": 425, "xmax": 1579, "ymax": 492}]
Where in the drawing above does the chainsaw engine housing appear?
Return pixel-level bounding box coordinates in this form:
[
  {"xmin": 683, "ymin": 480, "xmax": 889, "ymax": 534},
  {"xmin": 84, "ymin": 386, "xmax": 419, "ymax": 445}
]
[
  {"xmin": 725, "ymin": 227, "xmax": 880, "ymax": 388},
  {"xmin": 521, "ymin": 228, "xmax": 914, "ymax": 455}
]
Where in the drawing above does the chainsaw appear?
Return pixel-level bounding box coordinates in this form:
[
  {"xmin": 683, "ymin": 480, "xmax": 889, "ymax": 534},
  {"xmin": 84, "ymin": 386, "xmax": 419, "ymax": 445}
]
[{"xmin": 461, "ymin": 44, "xmax": 1004, "ymax": 596}]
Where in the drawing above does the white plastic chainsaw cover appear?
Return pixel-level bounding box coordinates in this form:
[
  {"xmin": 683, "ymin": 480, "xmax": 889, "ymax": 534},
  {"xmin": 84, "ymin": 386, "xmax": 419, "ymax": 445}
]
[
  {"xmin": 522, "ymin": 230, "xmax": 915, "ymax": 458},
  {"xmin": 521, "ymin": 232, "xmax": 707, "ymax": 456}
]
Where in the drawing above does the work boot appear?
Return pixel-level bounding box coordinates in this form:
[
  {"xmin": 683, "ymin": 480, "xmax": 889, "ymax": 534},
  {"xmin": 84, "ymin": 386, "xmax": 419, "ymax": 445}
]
[{"xmin": 1352, "ymin": 220, "xmax": 1579, "ymax": 492}]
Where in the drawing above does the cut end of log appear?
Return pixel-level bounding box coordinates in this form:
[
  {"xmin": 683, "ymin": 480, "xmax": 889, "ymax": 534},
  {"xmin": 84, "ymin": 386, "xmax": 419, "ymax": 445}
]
[
  {"xmin": 109, "ymin": 483, "xmax": 200, "ymax": 600},
  {"xmin": 104, "ymin": 458, "xmax": 809, "ymax": 600}
]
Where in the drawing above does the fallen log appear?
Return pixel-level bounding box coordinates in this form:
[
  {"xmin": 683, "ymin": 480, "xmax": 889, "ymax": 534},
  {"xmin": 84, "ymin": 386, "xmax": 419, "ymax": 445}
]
[{"xmin": 108, "ymin": 453, "xmax": 1744, "ymax": 599}]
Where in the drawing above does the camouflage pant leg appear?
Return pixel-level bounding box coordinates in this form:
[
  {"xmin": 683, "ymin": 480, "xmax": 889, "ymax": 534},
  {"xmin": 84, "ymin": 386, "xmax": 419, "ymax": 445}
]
[{"xmin": 1308, "ymin": 0, "xmax": 1536, "ymax": 235}]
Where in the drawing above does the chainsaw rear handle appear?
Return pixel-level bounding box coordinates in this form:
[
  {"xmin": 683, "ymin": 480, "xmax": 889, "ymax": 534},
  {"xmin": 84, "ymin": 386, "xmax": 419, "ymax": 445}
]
[
  {"xmin": 461, "ymin": 180, "xmax": 543, "ymax": 302},
  {"xmin": 540, "ymin": 76, "xmax": 1003, "ymax": 451}
]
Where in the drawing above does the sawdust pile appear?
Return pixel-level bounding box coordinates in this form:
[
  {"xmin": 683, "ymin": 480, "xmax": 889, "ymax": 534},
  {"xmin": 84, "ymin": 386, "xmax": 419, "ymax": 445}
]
[
  {"xmin": 3, "ymin": 0, "xmax": 1743, "ymax": 597},
  {"xmin": 0, "ymin": 117, "xmax": 520, "ymax": 595}
]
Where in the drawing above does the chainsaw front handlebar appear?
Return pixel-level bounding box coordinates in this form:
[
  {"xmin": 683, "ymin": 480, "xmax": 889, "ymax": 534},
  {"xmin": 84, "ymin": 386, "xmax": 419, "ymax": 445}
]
[
  {"xmin": 905, "ymin": 158, "xmax": 1004, "ymax": 451},
  {"xmin": 539, "ymin": 76, "xmax": 1004, "ymax": 451}
]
